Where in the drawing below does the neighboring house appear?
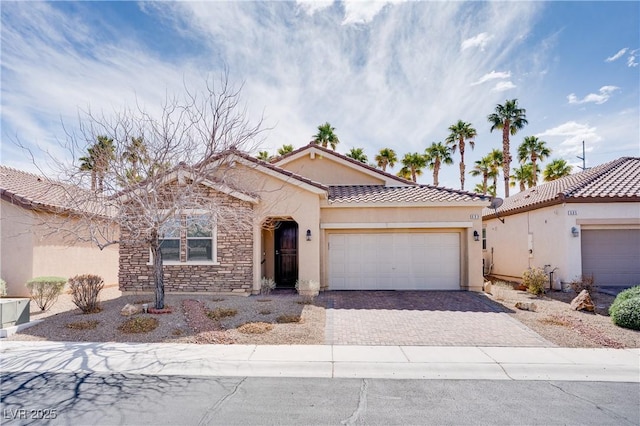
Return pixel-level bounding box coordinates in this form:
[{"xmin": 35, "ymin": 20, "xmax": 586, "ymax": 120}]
[
  {"xmin": 482, "ymin": 157, "xmax": 640, "ymax": 289},
  {"xmin": 119, "ymin": 143, "xmax": 489, "ymax": 294},
  {"xmin": 0, "ymin": 165, "xmax": 119, "ymax": 297}
]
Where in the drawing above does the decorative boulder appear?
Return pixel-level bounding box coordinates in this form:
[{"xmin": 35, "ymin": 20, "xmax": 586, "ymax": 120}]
[
  {"xmin": 570, "ymin": 290, "xmax": 595, "ymax": 312},
  {"xmin": 121, "ymin": 303, "xmax": 141, "ymax": 316},
  {"xmin": 515, "ymin": 301, "xmax": 537, "ymax": 312}
]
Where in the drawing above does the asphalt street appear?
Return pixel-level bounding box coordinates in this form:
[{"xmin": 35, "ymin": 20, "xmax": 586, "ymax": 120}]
[{"xmin": 1, "ymin": 372, "xmax": 638, "ymax": 425}]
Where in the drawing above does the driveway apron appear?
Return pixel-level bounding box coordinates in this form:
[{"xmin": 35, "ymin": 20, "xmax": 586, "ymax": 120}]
[{"xmin": 320, "ymin": 291, "xmax": 553, "ymax": 347}]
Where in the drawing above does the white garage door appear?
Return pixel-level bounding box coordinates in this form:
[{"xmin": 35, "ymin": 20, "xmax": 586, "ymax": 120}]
[
  {"xmin": 328, "ymin": 232, "xmax": 460, "ymax": 290},
  {"xmin": 581, "ymin": 229, "xmax": 640, "ymax": 287}
]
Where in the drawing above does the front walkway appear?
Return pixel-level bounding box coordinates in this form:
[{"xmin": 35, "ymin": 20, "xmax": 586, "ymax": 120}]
[{"xmin": 321, "ymin": 291, "xmax": 552, "ymax": 347}]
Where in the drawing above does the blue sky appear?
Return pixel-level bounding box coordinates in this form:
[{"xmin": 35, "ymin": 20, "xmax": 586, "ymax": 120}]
[{"xmin": 2, "ymin": 1, "xmax": 638, "ymax": 196}]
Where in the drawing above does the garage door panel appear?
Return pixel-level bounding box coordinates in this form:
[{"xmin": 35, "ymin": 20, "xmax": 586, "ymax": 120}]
[
  {"xmin": 329, "ymin": 232, "xmax": 460, "ymax": 290},
  {"xmin": 581, "ymin": 229, "xmax": 640, "ymax": 287}
]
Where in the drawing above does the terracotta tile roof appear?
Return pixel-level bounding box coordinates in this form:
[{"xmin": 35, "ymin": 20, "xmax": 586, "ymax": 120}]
[
  {"xmin": 328, "ymin": 185, "xmax": 488, "ymax": 204},
  {"xmin": 484, "ymin": 157, "xmax": 640, "ymax": 218},
  {"xmin": 272, "ymin": 143, "xmax": 416, "ymax": 186},
  {"xmin": 0, "ymin": 165, "xmax": 79, "ymax": 212}
]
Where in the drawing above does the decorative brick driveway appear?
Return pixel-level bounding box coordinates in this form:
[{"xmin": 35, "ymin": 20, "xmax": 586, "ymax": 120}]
[{"xmin": 319, "ymin": 291, "xmax": 553, "ymax": 347}]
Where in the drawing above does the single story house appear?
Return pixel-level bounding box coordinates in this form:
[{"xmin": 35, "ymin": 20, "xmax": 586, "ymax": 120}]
[
  {"xmin": 119, "ymin": 144, "xmax": 489, "ymax": 294},
  {"xmin": 482, "ymin": 156, "xmax": 640, "ymax": 289},
  {"xmin": 0, "ymin": 165, "xmax": 119, "ymax": 297}
]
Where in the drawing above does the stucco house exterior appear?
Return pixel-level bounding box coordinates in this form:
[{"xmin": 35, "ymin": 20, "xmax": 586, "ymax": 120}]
[
  {"xmin": 0, "ymin": 165, "xmax": 119, "ymax": 297},
  {"xmin": 482, "ymin": 157, "xmax": 640, "ymax": 289},
  {"xmin": 119, "ymin": 144, "xmax": 489, "ymax": 294}
]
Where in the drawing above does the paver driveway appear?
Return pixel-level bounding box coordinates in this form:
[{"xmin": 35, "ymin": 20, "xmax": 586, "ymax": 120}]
[{"xmin": 319, "ymin": 291, "xmax": 552, "ymax": 347}]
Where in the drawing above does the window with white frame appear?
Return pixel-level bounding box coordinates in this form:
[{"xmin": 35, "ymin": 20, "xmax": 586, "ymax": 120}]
[
  {"xmin": 158, "ymin": 214, "xmax": 215, "ymax": 263},
  {"xmin": 482, "ymin": 227, "xmax": 487, "ymax": 251}
]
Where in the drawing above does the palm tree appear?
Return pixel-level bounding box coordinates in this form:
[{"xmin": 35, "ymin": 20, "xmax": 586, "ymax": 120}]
[
  {"xmin": 396, "ymin": 166, "xmax": 412, "ymax": 180},
  {"xmin": 401, "ymin": 152, "xmax": 426, "ymax": 183},
  {"xmin": 488, "ymin": 99, "xmax": 528, "ymax": 197},
  {"xmin": 93, "ymin": 136, "xmax": 115, "ymax": 192},
  {"xmin": 277, "ymin": 144, "xmax": 294, "ymax": 156},
  {"xmin": 469, "ymin": 157, "xmax": 491, "ymax": 195},
  {"xmin": 510, "ymin": 163, "xmax": 535, "ymax": 192},
  {"xmin": 486, "ymin": 149, "xmax": 503, "ymax": 196},
  {"xmin": 517, "ymin": 136, "xmax": 551, "ymax": 187},
  {"xmin": 445, "ymin": 120, "xmax": 477, "ymax": 190},
  {"xmin": 346, "ymin": 147, "xmax": 368, "ymax": 163},
  {"xmin": 424, "ymin": 142, "xmax": 453, "ymax": 186},
  {"xmin": 375, "ymin": 148, "xmax": 398, "ymax": 171},
  {"xmin": 122, "ymin": 136, "xmax": 148, "ymax": 183},
  {"xmin": 256, "ymin": 151, "xmax": 273, "ymax": 161},
  {"xmin": 311, "ymin": 122, "xmax": 340, "ymax": 150},
  {"xmin": 543, "ymin": 159, "xmax": 573, "ymax": 181},
  {"xmin": 79, "ymin": 151, "xmax": 96, "ymax": 191}
]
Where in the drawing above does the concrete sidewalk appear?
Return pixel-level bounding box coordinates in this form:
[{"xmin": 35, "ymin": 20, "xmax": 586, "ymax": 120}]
[{"xmin": 1, "ymin": 341, "xmax": 638, "ymax": 382}]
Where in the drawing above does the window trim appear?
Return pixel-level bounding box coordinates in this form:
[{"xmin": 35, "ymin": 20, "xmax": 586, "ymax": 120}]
[{"xmin": 150, "ymin": 211, "xmax": 219, "ymax": 265}]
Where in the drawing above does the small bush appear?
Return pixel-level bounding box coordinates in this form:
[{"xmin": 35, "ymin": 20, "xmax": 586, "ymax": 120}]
[
  {"xmin": 238, "ymin": 322, "xmax": 274, "ymax": 334},
  {"xmin": 211, "ymin": 297, "xmax": 225, "ymax": 302},
  {"xmin": 570, "ymin": 274, "xmax": 596, "ymax": 295},
  {"xmin": 69, "ymin": 274, "xmax": 104, "ymax": 314},
  {"xmin": 522, "ymin": 268, "xmax": 546, "ymax": 296},
  {"xmin": 206, "ymin": 307, "xmax": 237, "ymax": 320},
  {"xmin": 259, "ymin": 309, "xmax": 272, "ymax": 315},
  {"xmin": 66, "ymin": 320, "xmax": 99, "ymax": 330},
  {"xmin": 276, "ymin": 314, "xmax": 301, "ymax": 324},
  {"xmin": 26, "ymin": 276, "xmax": 66, "ymax": 311},
  {"xmin": 295, "ymin": 279, "xmax": 320, "ymax": 303},
  {"xmin": 0, "ymin": 278, "xmax": 7, "ymax": 297},
  {"xmin": 260, "ymin": 277, "xmax": 276, "ymax": 296},
  {"xmin": 118, "ymin": 317, "xmax": 159, "ymax": 333},
  {"xmin": 609, "ymin": 285, "xmax": 640, "ymax": 317},
  {"xmin": 610, "ymin": 297, "xmax": 640, "ymax": 331}
]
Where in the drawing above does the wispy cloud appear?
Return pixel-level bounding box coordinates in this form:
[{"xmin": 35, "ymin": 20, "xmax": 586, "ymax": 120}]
[
  {"xmin": 461, "ymin": 32, "xmax": 494, "ymax": 51},
  {"xmin": 537, "ymin": 121, "xmax": 602, "ymax": 156},
  {"xmin": 471, "ymin": 71, "xmax": 511, "ymax": 86},
  {"xmin": 492, "ymin": 81, "xmax": 516, "ymax": 92},
  {"xmin": 605, "ymin": 47, "xmax": 628, "ymax": 62},
  {"xmin": 567, "ymin": 86, "xmax": 619, "ymax": 105},
  {"xmin": 627, "ymin": 49, "xmax": 639, "ymax": 67}
]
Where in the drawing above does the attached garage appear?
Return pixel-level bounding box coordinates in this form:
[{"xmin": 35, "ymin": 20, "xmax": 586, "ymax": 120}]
[
  {"xmin": 581, "ymin": 229, "xmax": 640, "ymax": 287},
  {"xmin": 328, "ymin": 232, "xmax": 461, "ymax": 290}
]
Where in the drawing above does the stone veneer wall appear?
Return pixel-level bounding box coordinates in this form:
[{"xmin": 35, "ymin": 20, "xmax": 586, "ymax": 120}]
[{"xmin": 119, "ymin": 191, "xmax": 254, "ymax": 294}]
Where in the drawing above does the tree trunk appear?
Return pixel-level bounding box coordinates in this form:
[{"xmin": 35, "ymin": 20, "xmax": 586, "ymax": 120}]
[
  {"xmin": 531, "ymin": 158, "xmax": 537, "ymax": 187},
  {"xmin": 149, "ymin": 234, "xmax": 165, "ymax": 310},
  {"xmin": 459, "ymin": 139, "xmax": 465, "ymax": 190},
  {"xmin": 502, "ymin": 124, "xmax": 511, "ymax": 198},
  {"xmin": 483, "ymin": 174, "xmax": 488, "ymax": 195},
  {"xmin": 433, "ymin": 160, "xmax": 440, "ymax": 186}
]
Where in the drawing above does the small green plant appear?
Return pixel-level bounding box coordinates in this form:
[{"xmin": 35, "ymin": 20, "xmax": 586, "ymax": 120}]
[
  {"xmin": 260, "ymin": 277, "xmax": 276, "ymax": 296},
  {"xmin": 68, "ymin": 274, "xmax": 104, "ymax": 314},
  {"xmin": 26, "ymin": 276, "xmax": 66, "ymax": 311},
  {"xmin": 522, "ymin": 268, "xmax": 546, "ymax": 296},
  {"xmin": 66, "ymin": 320, "xmax": 99, "ymax": 330},
  {"xmin": 0, "ymin": 278, "xmax": 7, "ymax": 297},
  {"xmin": 276, "ymin": 314, "xmax": 302, "ymax": 324},
  {"xmin": 570, "ymin": 274, "xmax": 596, "ymax": 295},
  {"xmin": 118, "ymin": 317, "xmax": 159, "ymax": 333},
  {"xmin": 610, "ymin": 297, "xmax": 640, "ymax": 331},
  {"xmin": 609, "ymin": 286, "xmax": 640, "ymax": 316},
  {"xmin": 206, "ymin": 307, "xmax": 237, "ymax": 320}
]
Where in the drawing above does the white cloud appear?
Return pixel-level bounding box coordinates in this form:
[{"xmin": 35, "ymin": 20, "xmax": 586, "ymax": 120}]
[
  {"xmin": 605, "ymin": 47, "xmax": 627, "ymax": 62},
  {"xmin": 492, "ymin": 81, "xmax": 516, "ymax": 92},
  {"xmin": 461, "ymin": 32, "xmax": 494, "ymax": 51},
  {"xmin": 627, "ymin": 49, "xmax": 638, "ymax": 67},
  {"xmin": 342, "ymin": 1, "xmax": 402, "ymax": 24},
  {"xmin": 567, "ymin": 86, "xmax": 619, "ymax": 105},
  {"xmin": 296, "ymin": 0, "xmax": 333, "ymax": 15},
  {"xmin": 471, "ymin": 71, "xmax": 511, "ymax": 86},
  {"xmin": 537, "ymin": 121, "xmax": 603, "ymax": 156}
]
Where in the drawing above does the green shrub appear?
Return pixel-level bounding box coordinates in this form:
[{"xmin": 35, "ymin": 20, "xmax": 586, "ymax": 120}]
[
  {"xmin": 68, "ymin": 274, "xmax": 104, "ymax": 313},
  {"xmin": 609, "ymin": 285, "xmax": 640, "ymax": 316},
  {"xmin": 26, "ymin": 276, "xmax": 66, "ymax": 311},
  {"xmin": 522, "ymin": 268, "xmax": 546, "ymax": 296},
  {"xmin": 0, "ymin": 278, "xmax": 6, "ymax": 297},
  {"xmin": 610, "ymin": 297, "xmax": 640, "ymax": 330}
]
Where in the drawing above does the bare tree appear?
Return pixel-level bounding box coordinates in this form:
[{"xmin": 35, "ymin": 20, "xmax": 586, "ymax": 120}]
[{"xmin": 24, "ymin": 74, "xmax": 265, "ymax": 309}]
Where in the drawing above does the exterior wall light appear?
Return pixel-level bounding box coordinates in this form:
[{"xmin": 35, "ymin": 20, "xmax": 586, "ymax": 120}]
[
  {"xmin": 473, "ymin": 230, "xmax": 480, "ymax": 242},
  {"xmin": 571, "ymin": 226, "xmax": 579, "ymax": 237},
  {"xmin": 306, "ymin": 229, "xmax": 312, "ymax": 241}
]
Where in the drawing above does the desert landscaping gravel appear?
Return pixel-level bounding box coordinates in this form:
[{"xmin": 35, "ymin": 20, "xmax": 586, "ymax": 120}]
[{"xmin": 5, "ymin": 283, "xmax": 639, "ymax": 348}]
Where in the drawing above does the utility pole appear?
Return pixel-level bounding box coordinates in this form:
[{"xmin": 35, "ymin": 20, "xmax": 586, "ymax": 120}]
[{"xmin": 576, "ymin": 140, "xmax": 587, "ymax": 170}]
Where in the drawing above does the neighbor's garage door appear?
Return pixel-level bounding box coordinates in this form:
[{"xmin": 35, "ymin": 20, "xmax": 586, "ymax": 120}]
[
  {"xmin": 328, "ymin": 232, "xmax": 460, "ymax": 290},
  {"xmin": 581, "ymin": 229, "xmax": 640, "ymax": 286}
]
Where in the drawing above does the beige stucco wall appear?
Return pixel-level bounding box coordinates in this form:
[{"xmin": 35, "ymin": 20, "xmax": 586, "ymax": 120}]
[
  {"xmin": 321, "ymin": 205, "xmax": 485, "ymax": 291},
  {"xmin": 0, "ymin": 200, "xmax": 119, "ymax": 297},
  {"xmin": 484, "ymin": 202, "xmax": 640, "ymax": 285},
  {"xmin": 278, "ymin": 154, "xmax": 388, "ymax": 186}
]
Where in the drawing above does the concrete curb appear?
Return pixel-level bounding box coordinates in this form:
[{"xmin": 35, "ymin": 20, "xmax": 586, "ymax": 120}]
[{"xmin": 1, "ymin": 341, "xmax": 638, "ymax": 382}]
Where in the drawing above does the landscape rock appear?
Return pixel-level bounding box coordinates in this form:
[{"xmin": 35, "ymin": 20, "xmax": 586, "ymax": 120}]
[
  {"xmin": 515, "ymin": 301, "xmax": 537, "ymax": 312},
  {"xmin": 121, "ymin": 303, "xmax": 141, "ymax": 316},
  {"xmin": 483, "ymin": 281, "xmax": 492, "ymax": 294},
  {"xmin": 570, "ymin": 290, "xmax": 595, "ymax": 312}
]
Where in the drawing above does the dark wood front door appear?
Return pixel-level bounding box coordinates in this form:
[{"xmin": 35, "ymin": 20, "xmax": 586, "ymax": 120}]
[{"xmin": 275, "ymin": 222, "xmax": 298, "ymax": 288}]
